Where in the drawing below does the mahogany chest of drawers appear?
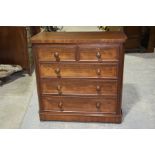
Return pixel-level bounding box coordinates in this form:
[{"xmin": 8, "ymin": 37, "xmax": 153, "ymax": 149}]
[{"xmin": 31, "ymin": 32, "xmax": 127, "ymax": 123}]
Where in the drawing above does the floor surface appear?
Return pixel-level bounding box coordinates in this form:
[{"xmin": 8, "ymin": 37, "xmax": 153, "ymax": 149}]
[
  {"xmin": 0, "ymin": 72, "xmax": 35, "ymax": 128},
  {"xmin": 21, "ymin": 52, "xmax": 155, "ymax": 129}
]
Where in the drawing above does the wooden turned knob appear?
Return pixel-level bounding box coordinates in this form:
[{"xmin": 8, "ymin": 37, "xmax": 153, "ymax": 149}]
[
  {"xmin": 58, "ymin": 102, "xmax": 63, "ymax": 111},
  {"xmin": 96, "ymin": 52, "xmax": 101, "ymax": 59},
  {"xmin": 54, "ymin": 52, "xmax": 60, "ymax": 61},
  {"xmin": 96, "ymin": 102, "xmax": 101, "ymax": 110},
  {"xmin": 96, "ymin": 85, "xmax": 101, "ymax": 92},
  {"xmin": 57, "ymin": 85, "xmax": 62, "ymax": 94},
  {"xmin": 96, "ymin": 68, "xmax": 101, "ymax": 75},
  {"xmin": 55, "ymin": 68, "xmax": 61, "ymax": 76}
]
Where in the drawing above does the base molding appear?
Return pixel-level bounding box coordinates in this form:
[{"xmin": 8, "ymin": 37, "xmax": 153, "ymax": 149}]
[{"xmin": 39, "ymin": 111, "xmax": 122, "ymax": 123}]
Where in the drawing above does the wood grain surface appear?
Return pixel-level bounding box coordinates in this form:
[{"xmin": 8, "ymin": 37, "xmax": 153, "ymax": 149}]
[
  {"xmin": 32, "ymin": 31, "xmax": 126, "ymax": 123},
  {"xmin": 31, "ymin": 31, "xmax": 127, "ymax": 43}
]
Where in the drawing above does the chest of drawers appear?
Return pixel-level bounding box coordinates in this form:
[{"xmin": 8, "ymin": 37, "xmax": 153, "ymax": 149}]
[{"xmin": 32, "ymin": 32, "xmax": 127, "ymax": 123}]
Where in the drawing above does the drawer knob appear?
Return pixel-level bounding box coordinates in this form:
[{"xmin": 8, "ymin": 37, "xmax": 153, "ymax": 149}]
[
  {"xmin": 58, "ymin": 101, "xmax": 63, "ymax": 111},
  {"xmin": 96, "ymin": 68, "xmax": 101, "ymax": 75},
  {"xmin": 54, "ymin": 52, "xmax": 60, "ymax": 61},
  {"xmin": 96, "ymin": 52, "xmax": 101, "ymax": 59},
  {"xmin": 96, "ymin": 102, "xmax": 101, "ymax": 111},
  {"xmin": 55, "ymin": 68, "xmax": 61, "ymax": 76},
  {"xmin": 57, "ymin": 85, "xmax": 62, "ymax": 94},
  {"xmin": 96, "ymin": 85, "xmax": 101, "ymax": 92}
]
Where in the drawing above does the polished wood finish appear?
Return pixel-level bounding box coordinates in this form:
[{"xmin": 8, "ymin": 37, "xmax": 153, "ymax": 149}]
[
  {"xmin": 39, "ymin": 63, "xmax": 118, "ymax": 78},
  {"xmin": 32, "ymin": 32, "xmax": 127, "ymax": 123},
  {"xmin": 40, "ymin": 78, "xmax": 117, "ymax": 95},
  {"xmin": 0, "ymin": 26, "xmax": 40, "ymax": 74},
  {"xmin": 31, "ymin": 31, "xmax": 127, "ymax": 44},
  {"xmin": 37, "ymin": 45, "xmax": 76, "ymax": 62},
  {"xmin": 39, "ymin": 112, "xmax": 122, "ymax": 123},
  {"xmin": 42, "ymin": 96, "xmax": 117, "ymax": 113},
  {"xmin": 79, "ymin": 45, "xmax": 119, "ymax": 61}
]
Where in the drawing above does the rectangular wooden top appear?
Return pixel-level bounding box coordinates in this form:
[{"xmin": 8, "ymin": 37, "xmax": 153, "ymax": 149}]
[{"xmin": 31, "ymin": 31, "xmax": 127, "ymax": 44}]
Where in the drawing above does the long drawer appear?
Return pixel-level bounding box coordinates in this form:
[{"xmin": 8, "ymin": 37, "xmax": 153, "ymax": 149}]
[
  {"xmin": 39, "ymin": 63, "xmax": 118, "ymax": 78},
  {"xmin": 41, "ymin": 96, "xmax": 117, "ymax": 113},
  {"xmin": 40, "ymin": 78, "xmax": 117, "ymax": 95}
]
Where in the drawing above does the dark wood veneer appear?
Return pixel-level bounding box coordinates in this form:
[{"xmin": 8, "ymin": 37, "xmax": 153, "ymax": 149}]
[{"xmin": 0, "ymin": 26, "xmax": 40, "ymax": 74}]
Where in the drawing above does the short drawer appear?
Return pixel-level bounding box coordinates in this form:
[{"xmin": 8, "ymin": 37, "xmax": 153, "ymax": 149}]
[
  {"xmin": 41, "ymin": 96, "xmax": 117, "ymax": 113},
  {"xmin": 36, "ymin": 45, "xmax": 76, "ymax": 61},
  {"xmin": 39, "ymin": 63, "xmax": 118, "ymax": 78},
  {"xmin": 79, "ymin": 45, "xmax": 119, "ymax": 61},
  {"xmin": 40, "ymin": 79, "xmax": 117, "ymax": 95}
]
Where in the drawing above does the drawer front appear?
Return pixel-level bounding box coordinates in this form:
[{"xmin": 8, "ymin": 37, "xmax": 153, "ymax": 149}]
[
  {"xmin": 39, "ymin": 63, "xmax": 118, "ymax": 78},
  {"xmin": 41, "ymin": 96, "xmax": 117, "ymax": 113},
  {"xmin": 36, "ymin": 45, "xmax": 76, "ymax": 61},
  {"xmin": 40, "ymin": 79, "xmax": 117, "ymax": 95},
  {"xmin": 79, "ymin": 45, "xmax": 119, "ymax": 61}
]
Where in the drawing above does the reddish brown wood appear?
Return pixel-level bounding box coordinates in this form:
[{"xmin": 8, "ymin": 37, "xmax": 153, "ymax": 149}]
[
  {"xmin": 41, "ymin": 96, "xmax": 117, "ymax": 113},
  {"xmin": 31, "ymin": 31, "xmax": 127, "ymax": 44},
  {"xmin": 39, "ymin": 112, "xmax": 122, "ymax": 123},
  {"xmin": 36, "ymin": 45, "xmax": 77, "ymax": 62},
  {"xmin": 39, "ymin": 63, "xmax": 118, "ymax": 78},
  {"xmin": 79, "ymin": 44, "xmax": 119, "ymax": 61},
  {"xmin": 0, "ymin": 26, "xmax": 40, "ymax": 75},
  {"xmin": 40, "ymin": 78, "xmax": 117, "ymax": 95},
  {"xmin": 0, "ymin": 27, "xmax": 28, "ymax": 70},
  {"xmin": 32, "ymin": 32, "xmax": 126, "ymax": 123}
]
